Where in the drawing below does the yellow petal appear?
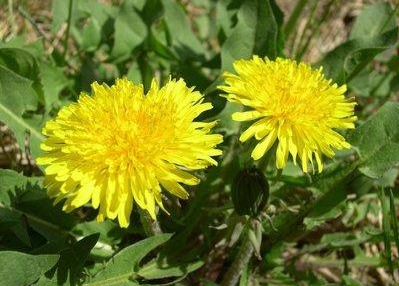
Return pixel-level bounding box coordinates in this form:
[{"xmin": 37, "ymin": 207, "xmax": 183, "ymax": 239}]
[{"xmin": 251, "ymin": 129, "xmax": 277, "ymax": 160}]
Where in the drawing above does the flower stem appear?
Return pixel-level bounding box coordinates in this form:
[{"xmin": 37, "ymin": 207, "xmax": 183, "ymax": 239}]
[
  {"xmin": 221, "ymin": 230, "xmax": 254, "ymax": 286},
  {"xmin": 139, "ymin": 208, "xmax": 162, "ymax": 237},
  {"xmin": 63, "ymin": 0, "xmax": 74, "ymax": 61}
]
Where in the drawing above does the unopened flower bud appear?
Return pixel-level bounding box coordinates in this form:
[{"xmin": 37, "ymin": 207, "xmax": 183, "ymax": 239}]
[{"xmin": 231, "ymin": 167, "xmax": 269, "ymax": 217}]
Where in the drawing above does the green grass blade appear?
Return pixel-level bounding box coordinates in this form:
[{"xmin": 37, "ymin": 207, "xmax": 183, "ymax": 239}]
[
  {"xmin": 284, "ymin": 0, "xmax": 309, "ymax": 38},
  {"xmin": 388, "ymin": 188, "xmax": 399, "ymax": 257},
  {"xmin": 378, "ymin": 188, "xmax": 394, "ymax": 275}
]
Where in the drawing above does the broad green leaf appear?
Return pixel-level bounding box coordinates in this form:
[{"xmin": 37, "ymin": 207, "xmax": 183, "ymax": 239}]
[
  {"xmin": 319, "ymin": 28, "xmax": 398, "ymax": 84},
  {"xmin": 350, "ymin": 102, "xmax": 399, "ymax": 178},
  {"xmin": 0, "ymin": 65, "xmax": 44, "ymax": 157},
  {"xmin": 0, "ymin": 48, "xmax": 42, "ymax": 91},
  {"xmin": 304, "ymin": 161, "xmax": 359, "ymax": 229},
  {"xmin": 72, "ymin": 221, "xmax": 123, "ymax": 245},
  {"xmin": 132, "ymin": 0, "xmax": 146, "ymax": 10},
  {"xmin": 320, "ymin": 1, "xmax": 398, "ymax": 83},
  {"xmin": 88, "ymin": 234, "xmax": 173, "ymax": 285},
  {"xmin": 216, "ymin": 0, "xmax": 236, "ymax": 37},
  {"xmin": 17, "ymin": 182, "xmax": 77, "ymax": 242},
  {"xmin": 0, "ymin": 38, "xmax": 45, "ymax": 58},
  {"xmin": 77, "ymin": 0, "xmax": 117, "ymax": 27},
  {"xmin": 137, "ymin": 259, "xmax": 203, "ymax": 279},
  {"xmin": 0, "ymin": 252, "xmax": 59, "ymax": 286},
  {"xmin": 350, "ymin": 2, "xmax": 396, "ymax": 39},
  {"xmin": 53, "ymin": 234, "xmax": 99, "ymax": 286},
  {"xmin": 127, "ymin": 62, "xmax": 142, "ymax": 83},
  {"xmin": 161, "ymin": 0, "xmax": 205, "ymax": 60},
  {"xmin": 141, "ymin": 0, "xmax": 164, "ymax": 26},
  {"xmin": 75, "ymin": 0, "xmax": 117, "ymax": 51},
  {"xmin": 221, "ymin": 0, "xmax": 282, "ymax": 72},
  {"xmin": 81, "ymin": 18, "xmax": 102, "ymax": 52},
  {"xmin": 0, "ymin": 170, "xmax": 35, "ymax": 246},
  {"xmin": 111, "ymin": 0, "xmax": 147, "ymax": 59},
  {"xmin": 218, "ymin": 0, "xmax": 283, "ymax": 134}
]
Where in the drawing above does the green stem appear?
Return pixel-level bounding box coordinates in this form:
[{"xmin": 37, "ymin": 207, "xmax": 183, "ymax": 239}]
[
  {"xmin": 284, "ymin": 0, "xmax": 309, "ymax": 38},
  {"xmin": 388, "ymin": 188, "xmax": 399, "ymax": 255},
  {"xmin": 17, "ymin": 6, "xmax": 50, "ymax": 43},
  {"xmin": 292, "ymin": 0, "xmax": 318, "ymax": 57},
  {"xmin": 296, "ymin": 0, "xmax": 336, "ymax": 61},
  {"xmin": 139, "ymin": 208, "xmax": 162, "ymax": 237},
  {"xmin": 63, "ymin": 0, "xmax": 74, "ymax": 60},
  {"xmin": 378, "ymin": 188, "xmax": 394, "ymax": 275},
  {"xmin": 221, "ymin": 229, "xmax": 254, "ymax": 286}
]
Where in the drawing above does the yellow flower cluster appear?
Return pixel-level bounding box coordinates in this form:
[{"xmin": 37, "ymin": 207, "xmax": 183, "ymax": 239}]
[
  {"xmin": 38, "ymin": 57, "xmax": 356, "ymax": 227},
  {"xmin": 219, "ymin": 57, "xmax": 357, "ymax": 172},
  {"xmin": 37, "ymin": 78, "xmax": 222, "ymax": 227}
]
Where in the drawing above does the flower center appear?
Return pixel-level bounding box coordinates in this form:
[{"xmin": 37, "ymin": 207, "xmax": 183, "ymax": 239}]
[
  {"xmin": 98, "ymin": 99, "xmax": 178, "ymax": 170},
  {"xmin": 261, "ymin": 73, "xmax": 331, "ymax": 126}
]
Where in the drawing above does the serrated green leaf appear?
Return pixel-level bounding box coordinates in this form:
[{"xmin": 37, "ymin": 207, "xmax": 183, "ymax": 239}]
[
  {"xmin": 350, "ymin": 102, "xmax": 399, "ymax": 178},
  {"xmin": 0, "ymin": 65, "xmax": 44, "ymax": 157},
  {"xmin": 72, "ymin": 220, "xmax": 123, "ymax": 258},
  {"xmin": 0, "ymin": 170, "xmax": 35, "ymax": 247},
  {"xmin": 0, "ymin": 170, "xmax": 77, "ymax": 245},
  {"xmin": 87, "ymin": 233, "xmax": 173, "ymax": 285},
  {"xmin": 39, "ymin": 61, "xmax": 69, "ymax": 111},
  {"xmin": 0, "ymin": 169, "xmax": 30, "ymax": 205},
  {"xmin": 0, "ymin": 252, "xmax": 59, "ymax": 286}
]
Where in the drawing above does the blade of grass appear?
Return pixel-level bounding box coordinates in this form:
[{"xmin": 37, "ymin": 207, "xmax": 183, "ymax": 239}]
[
  {"xmin": 378, "ymin": 187, "xmax": 394, "ymax": 275},
  {"xmin": 8, "ymin": 0, "xmax": 16, "ymax": 38},
  {"xmin": 291, "ymin": 0, "xmax": 318, "ymax": 58},
  {"xmin": 388, "ymin": 188, "xmax": 399, "ymax": 260},
  {"xmin": 296, "ymin": 0, "xmax": 337, "ymax": 61},
  {"xmin": 284, "ymin": 0, "xmax": 309, "ymax": 38}
]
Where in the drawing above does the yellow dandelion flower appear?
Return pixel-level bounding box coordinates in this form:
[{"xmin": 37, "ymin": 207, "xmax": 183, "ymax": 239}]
[
  {"xmin": 219, "ymin": 56, "xmax": 356, "ymax": 173},
  {"xmin": 37, "ymin": 78, "xmax": 223, "ymax": 227}
]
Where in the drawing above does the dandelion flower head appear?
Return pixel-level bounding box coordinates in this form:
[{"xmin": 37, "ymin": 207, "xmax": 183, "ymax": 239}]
[
  {"xmin": 37, "ymin": 78, "xmax": 223, "ymax": 227},
  {"xmin": 219, "ymin": 56, "xmax": 356, "ymax": 173}
]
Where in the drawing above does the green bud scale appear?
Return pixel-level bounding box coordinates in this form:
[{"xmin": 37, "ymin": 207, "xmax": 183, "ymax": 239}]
[{"xmin": 231, "ymin": 167, "xmax": 269, "ymax": 217}]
